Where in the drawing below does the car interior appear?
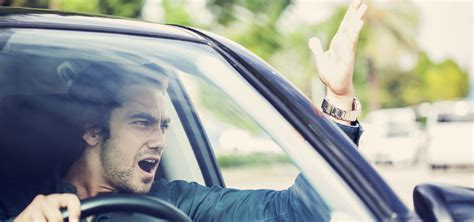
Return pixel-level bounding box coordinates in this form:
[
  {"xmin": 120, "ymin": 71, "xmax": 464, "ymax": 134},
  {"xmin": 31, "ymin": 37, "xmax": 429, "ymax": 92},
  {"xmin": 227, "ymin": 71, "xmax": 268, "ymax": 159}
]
[
  {"xmin": 0, "ymin": 44, "xmax": 215, "ymax": 198},
  {"xmin": 0, "ymin": 27, "xmax": 419, "ymax": 221}
]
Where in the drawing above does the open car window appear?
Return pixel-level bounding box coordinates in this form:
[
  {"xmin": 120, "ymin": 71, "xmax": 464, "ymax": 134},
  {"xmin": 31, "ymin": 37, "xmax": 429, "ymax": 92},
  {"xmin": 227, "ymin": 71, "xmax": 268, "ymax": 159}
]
[{"xmin": 0, "ymin": 28, "xmax": 373, "ymax": 220}]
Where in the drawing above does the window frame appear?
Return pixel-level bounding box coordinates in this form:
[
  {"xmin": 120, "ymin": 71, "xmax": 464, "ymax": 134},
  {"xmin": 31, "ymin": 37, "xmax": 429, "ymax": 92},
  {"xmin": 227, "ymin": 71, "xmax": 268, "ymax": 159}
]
[{"xmin": 0, "ymin": 22, "xmax": 412, "ymax": 220}]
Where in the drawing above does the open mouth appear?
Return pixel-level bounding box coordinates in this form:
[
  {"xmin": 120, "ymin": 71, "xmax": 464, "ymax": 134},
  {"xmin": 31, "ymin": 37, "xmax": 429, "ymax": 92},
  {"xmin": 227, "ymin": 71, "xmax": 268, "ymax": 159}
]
[{"xmin": 138, "ymin": 159, "xmax": 159, "ymax": 173}]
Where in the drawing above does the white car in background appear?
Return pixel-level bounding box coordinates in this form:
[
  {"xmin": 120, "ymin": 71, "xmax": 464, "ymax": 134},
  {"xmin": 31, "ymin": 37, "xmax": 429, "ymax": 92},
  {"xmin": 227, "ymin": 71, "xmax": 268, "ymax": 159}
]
[
  {"xmin": 360, "ymin": 107, "xmax": 426, "ymax": 165},
  {"xmin": 426, "ymin": 100, "xmax": 474, "ymax": 170}
]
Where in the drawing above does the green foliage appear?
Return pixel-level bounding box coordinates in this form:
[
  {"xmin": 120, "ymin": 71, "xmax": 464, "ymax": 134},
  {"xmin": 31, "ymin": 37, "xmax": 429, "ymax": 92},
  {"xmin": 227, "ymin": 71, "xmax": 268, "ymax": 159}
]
[
  {"xmin": 51, "ymin": 0, "xmax": 142, "ymax": 18},
  {"xmin": 98, "ymin": 0, "xmax": 142, "ymax": 18},
  {"xmin": 205, "ymin": 0, "xmax": 292, "ymax": 61},
  {"xmin": 229, "ymin": 23, "xmax": 282, "ymax": 61},
  {"xmin": 379, "ymin": 52, "xmax": 469, "ymax": 108},
  {"xmin": 217, "ymin": 153, "xmax": 290, "ymax": 168},
  {"xmin": 24, "ymin": 0, "xmax": 469, "ymax": 110},
  {"xmin": 162, "ymin": 0, "xmax": 193, "ymax": 25},
  {"xmin": 12, "ymin": 0, "xmax": 49, "ymax": 7},
  {"xmin": 52, "ymin": 0, "xmax": 100, "ymax": 13},
  {"xmin": 422, "ymin": 59, "xmax": 469, "ymax": 101},
  {"xmin": 206, "ymin": 0, "xmax": 292, "ymax": 25}
]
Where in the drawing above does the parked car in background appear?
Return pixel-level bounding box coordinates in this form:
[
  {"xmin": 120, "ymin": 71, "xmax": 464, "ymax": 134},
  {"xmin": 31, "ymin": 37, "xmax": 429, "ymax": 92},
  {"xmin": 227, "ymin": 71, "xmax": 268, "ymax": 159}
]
[
  {"xmin": 0, "ymin": 7, "xmax": 472, "ymax": 221},
  {"xmin": 360, "ymin": 107, "xmax": 426, "ymax": 165},
  {"xmin": 426, "ymin": 100, "xmax": 474, "ymax": 170}
]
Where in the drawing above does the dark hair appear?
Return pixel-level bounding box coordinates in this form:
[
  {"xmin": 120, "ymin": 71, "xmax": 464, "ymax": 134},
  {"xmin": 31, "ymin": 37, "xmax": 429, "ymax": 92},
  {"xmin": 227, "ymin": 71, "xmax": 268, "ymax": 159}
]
[{"xmin": 68, "ymin": 62, "xmax": 170, "ymax": 141}]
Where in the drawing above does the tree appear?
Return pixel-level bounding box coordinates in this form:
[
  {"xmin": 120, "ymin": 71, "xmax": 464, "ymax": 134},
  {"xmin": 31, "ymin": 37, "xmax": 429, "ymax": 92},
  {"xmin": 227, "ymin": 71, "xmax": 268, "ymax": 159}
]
[
  {"xmin": 161, "ymin": 0, "xmax": 194, "ymax": 26},
  {"xmin": 411, "ymin": 53, "xmax": 468, "ymax": 102},
  {"xmin": 356, "ymin": 0, "xmax": 420, "ymax": 110},
  {"xmin": 205, "ymin": 0, "xmax": 293, "ymax": 61},
  {"xmin": 49, "ymin": 0, "xmax": 143, "ymax": 18}
]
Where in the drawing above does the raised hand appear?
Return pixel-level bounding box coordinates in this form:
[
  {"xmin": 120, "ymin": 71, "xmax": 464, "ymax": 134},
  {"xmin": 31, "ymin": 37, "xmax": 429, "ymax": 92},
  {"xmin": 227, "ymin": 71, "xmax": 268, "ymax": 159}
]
[{"xmin": 309, "ymin": 0, "xmax": 367, "ymax": 112}]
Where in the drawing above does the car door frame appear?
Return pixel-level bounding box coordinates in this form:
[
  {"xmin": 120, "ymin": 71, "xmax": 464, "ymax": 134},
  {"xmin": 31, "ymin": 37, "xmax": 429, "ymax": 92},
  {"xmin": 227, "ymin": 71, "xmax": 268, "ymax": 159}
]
[
  {"xmin": 0, "ymin": 10, "xmax": 414, "ymax": 220},
  {"xmin": 173, "ymin": 26, "xmax": 416, "ymax": 221}
]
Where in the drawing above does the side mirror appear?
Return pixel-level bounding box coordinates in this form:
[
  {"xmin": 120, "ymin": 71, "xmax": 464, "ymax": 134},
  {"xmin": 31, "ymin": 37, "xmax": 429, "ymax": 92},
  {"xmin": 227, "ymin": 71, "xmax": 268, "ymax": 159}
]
[{"xmin": 413, "ymin": 183, "xmax": 474, "ymax": 221}]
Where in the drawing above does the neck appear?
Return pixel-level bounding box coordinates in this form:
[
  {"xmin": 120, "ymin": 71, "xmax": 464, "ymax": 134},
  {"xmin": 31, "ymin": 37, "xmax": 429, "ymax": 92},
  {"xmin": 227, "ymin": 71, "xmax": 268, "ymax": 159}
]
[{"xmin": 64, "ymin": 149, "xmax": 115, "ymax": 199}]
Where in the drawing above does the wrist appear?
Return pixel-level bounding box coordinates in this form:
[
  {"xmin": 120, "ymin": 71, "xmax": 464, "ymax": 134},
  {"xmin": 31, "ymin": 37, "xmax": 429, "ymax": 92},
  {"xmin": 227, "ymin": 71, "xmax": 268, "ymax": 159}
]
[
  {"xmin": 325, "ymin": 89, "xmax": 354, "ymax": 111},
  {"xmin": 323, "ymin": 90, "xmax": 359, "ymax": 126}
]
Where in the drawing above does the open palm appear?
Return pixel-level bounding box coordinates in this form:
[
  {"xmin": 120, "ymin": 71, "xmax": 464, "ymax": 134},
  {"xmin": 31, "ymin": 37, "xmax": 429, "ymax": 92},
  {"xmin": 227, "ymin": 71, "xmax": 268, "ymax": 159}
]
[{"xmin": 309, "ymin": 0, "xmax": 367, "ymax": 97}]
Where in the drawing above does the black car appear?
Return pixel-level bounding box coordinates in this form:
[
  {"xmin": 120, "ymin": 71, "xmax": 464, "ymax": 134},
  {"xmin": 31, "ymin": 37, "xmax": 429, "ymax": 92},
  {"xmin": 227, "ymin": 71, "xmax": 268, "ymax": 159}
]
[{"xmin": 0, "ymin": 7, "xmax": 472, "ymax": 221}]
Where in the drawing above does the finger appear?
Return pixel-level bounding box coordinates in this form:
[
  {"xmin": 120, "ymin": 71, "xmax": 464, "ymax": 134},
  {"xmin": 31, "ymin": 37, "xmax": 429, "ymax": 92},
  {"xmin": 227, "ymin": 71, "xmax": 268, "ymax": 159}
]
[
  {"xmin": 341, "ymin": 0, "xmax": 364, "ymax": 33},
  {"xmin": 30, "ymin": 209, "xmax": 47, "ymax": 222},
  {"xmin": 48, "ymin": 194, "xmax": 81, "ymax": 222},
  {"xmin": 308, "ymin": 37, "xmax": 325, "ymax": 63},
  {"xmin": 356, "ymin": 3, "xmax": 368, "ymax": 20},
  {"xmin": 355, "ymin": 20, "xmax": 364, "ymax": 34},
  {"xmin": 346, "ymin": 3, "xmax": 366, "ymax": 34},
  {"xmin": 30, "ymin": 195, "xmax": 48, "ymax": 222},
  {"xmin": 340, "ymin": 4, "xmax": 356, "ymax": 31},
  {"xmin": 14, "ymin": 208, "xmax": 44, "ymax": 222},
  {"xmin": 40, "ymin": 201, "xmax": 63, "ymax": 222},
  {"xmin": 349, "ymin": 20, "xmax": 364, "ymax": 43},
  {"xmin": 23, "ymin": 207, "xmax": 46, "ymax": 222},
  {"xmin": 351, "ymin": 0, "xmax": 362, "ymax": 9},
  {"xmin": 64, "ymin": 195, "xmax": 81, "ymax": 222}
]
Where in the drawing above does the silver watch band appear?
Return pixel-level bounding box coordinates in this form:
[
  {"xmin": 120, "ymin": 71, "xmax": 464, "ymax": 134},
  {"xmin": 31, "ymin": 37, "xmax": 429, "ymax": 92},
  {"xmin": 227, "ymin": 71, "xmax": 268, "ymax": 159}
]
[{"xmin": 321, "ymin": 97, "xmax": 361, "ymax": 122}]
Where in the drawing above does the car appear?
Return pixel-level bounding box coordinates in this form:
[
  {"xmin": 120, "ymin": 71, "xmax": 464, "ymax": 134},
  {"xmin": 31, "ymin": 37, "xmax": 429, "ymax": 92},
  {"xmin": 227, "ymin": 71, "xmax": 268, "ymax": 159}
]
[
  {"xmin": 360, "ymin": 107, "xmax": 426, "ymax": 165},
  {"xmin": 0, "ymin": 7, "xmax": 472, "ymax": 222},
  {"xmin": 426, "ymin": 100, "xmax": 474, "ymax": 169}
]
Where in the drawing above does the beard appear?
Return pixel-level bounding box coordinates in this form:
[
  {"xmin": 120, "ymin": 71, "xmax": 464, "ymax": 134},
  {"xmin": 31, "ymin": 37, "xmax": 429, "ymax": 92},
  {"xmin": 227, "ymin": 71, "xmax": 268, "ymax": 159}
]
[{"xmin": 100, "ymin": 138, "xmax": 153, "ymax": 194}]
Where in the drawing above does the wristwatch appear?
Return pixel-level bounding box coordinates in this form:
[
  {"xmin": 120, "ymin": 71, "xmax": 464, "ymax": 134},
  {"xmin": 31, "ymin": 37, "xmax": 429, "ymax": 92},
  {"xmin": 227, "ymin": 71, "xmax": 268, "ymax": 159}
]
[{"xmin": 321, "ymin": 97, "xmax": 361, "ymax": 122}]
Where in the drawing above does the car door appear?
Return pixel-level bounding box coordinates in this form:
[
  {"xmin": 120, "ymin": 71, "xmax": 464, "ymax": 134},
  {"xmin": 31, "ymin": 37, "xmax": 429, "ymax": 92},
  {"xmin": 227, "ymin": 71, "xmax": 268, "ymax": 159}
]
[
  {"xmin": 0, "ymin": 22, "xmax": 389, "ymax": 221},
  {"xmin": 158, "ymin": 35, "xmax": 378, "ymax": 220}
]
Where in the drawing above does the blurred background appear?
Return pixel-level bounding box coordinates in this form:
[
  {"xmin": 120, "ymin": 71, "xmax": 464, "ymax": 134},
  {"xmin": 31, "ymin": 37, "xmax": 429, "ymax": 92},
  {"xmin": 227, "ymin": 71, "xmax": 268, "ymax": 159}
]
[{"xmin": 2, "ymin": 0, "xmax": 472, "ymax": 209}]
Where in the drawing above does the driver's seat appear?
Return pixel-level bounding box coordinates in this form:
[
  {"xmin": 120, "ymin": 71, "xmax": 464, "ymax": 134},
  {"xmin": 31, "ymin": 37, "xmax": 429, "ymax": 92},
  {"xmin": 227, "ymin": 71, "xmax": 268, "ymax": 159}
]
[{"xmin": 0, "ymin": 94, "xmax": 83, "ymax": 219}]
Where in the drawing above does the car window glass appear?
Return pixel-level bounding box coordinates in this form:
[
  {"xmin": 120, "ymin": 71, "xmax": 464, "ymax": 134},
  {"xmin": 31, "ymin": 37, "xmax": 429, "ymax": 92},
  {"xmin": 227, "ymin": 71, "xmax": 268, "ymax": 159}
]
[
  {"xmin": 0, "ymin": 28, "xmax": 373, "ymax": 221},
  {"xmin": 178, "ymin": 72, "xmax": 300, "ymax": 190}
]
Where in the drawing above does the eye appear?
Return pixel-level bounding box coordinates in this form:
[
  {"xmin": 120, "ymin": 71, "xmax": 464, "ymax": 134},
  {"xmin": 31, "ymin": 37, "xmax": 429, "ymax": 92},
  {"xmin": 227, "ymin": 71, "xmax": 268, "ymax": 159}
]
[
  {"xmin": 134, "ymin": 120, "xmax": 151, "ymax": 128},
  {"xmin": 160, "ymin": 123, "xmax": 170, "ymax": 132}
]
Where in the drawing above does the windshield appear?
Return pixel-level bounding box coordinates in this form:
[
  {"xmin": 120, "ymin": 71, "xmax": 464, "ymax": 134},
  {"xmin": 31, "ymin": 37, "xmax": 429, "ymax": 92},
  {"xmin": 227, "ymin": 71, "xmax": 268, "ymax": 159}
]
[{"xmin": 0, "ymin": 28, "xmax": 372, "ymax": 221}]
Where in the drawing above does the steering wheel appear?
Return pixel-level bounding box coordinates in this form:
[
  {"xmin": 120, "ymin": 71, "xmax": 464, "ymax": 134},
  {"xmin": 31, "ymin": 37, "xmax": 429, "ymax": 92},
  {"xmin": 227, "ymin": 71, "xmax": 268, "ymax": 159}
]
[{"xmin": 61, "ymin": 194, "xmax": 191, "ymax": 222}]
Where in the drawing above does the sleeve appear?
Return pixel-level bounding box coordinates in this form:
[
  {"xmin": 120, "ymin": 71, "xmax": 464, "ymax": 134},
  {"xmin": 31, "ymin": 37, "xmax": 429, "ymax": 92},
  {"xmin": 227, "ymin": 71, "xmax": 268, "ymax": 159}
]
[
  {"xmin": 150, "ymin": 176, "xmax": 329, "ymax": 221},
  {"xmin": 0, "ymin": 207, "xmax": 8, "ymax": 221},
  {"xmin": 336, "ymin": 121, "xmax": 364, "ymax": 146},
  {"xmin": 148, "ymin": 123, "xmax": 364, "ymax": 221}
]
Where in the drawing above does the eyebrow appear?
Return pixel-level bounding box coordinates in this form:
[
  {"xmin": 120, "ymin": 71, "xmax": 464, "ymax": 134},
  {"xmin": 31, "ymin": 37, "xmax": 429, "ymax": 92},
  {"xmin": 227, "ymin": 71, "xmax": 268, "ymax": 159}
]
[
  {"xmin": 129, "ymin": 113, "xmax": 158, "ymax": 123},
  {"xmin": 129, "ymin": 112, "xmax": 170, "ymax": 124}
]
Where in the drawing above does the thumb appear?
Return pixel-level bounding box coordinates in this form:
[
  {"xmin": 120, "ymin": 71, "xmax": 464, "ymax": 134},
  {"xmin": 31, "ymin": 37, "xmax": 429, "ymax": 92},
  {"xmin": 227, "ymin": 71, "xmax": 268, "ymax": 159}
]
[{"xmin": 308, "ymin": 37, "xmax": 325, "ymax": 62}]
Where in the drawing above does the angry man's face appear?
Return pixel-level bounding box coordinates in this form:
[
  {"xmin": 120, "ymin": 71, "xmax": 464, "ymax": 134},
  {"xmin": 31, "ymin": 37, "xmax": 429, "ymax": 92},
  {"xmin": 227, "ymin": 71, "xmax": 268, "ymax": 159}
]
[{"xmin": 99, "ymin": 85, "xmax": 170, "ymax": 193}]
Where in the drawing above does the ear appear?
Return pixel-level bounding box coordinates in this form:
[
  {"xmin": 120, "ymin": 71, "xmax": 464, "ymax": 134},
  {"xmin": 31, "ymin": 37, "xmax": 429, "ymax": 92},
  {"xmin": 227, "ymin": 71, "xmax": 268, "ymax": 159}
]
[{"xmin": 82, "ymin": 128, "xmax": 102, "ymax": 147}]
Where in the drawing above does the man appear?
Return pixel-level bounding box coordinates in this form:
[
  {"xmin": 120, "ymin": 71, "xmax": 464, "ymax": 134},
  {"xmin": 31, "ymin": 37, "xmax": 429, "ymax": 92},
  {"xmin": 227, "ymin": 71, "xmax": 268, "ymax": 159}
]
[{"xmin": 11, "ymin": 0, "xmax": 367, "ymax": 221}]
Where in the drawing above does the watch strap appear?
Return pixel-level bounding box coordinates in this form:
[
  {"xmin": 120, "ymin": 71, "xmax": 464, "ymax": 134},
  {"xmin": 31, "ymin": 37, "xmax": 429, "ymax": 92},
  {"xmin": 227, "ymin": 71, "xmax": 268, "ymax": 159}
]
[{"xmin": 321, "ymin": 97, "xmax": 361, "ymax": 122}]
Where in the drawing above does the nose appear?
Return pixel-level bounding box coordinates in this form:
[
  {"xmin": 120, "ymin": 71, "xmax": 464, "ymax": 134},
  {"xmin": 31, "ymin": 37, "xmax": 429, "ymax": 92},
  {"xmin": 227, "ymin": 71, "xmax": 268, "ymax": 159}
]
[{"xmin": 147, "ymin": 127, "xmax": 166, "ymax": 151}]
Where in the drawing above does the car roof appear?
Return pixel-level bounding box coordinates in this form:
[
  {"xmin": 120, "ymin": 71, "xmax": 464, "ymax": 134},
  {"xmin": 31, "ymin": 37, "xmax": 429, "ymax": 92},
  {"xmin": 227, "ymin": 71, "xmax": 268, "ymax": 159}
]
[{"xmin": 0, "ymin": 7, "xmax": 207, "ymax": 43}]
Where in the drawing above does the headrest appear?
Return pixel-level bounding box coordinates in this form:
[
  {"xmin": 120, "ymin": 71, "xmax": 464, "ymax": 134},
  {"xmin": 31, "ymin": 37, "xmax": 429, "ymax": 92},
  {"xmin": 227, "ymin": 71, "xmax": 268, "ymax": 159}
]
[{"xmin": 0, "ymin": 94, "xmax": 83, "ymax": 181}]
